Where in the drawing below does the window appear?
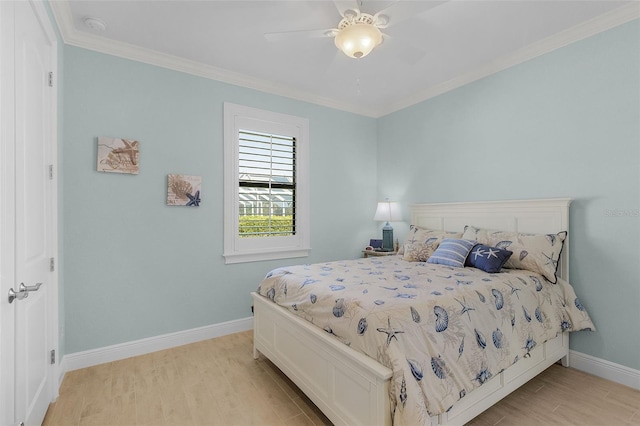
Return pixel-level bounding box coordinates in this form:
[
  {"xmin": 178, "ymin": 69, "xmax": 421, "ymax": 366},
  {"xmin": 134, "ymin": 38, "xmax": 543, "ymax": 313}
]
[
  {"xmin": 223, "ymin": 103, "xmax": 310, "ymax": 264},
  {"xmin": 238, "ymin": 130, "xmax": 295, "ymax": 237}
]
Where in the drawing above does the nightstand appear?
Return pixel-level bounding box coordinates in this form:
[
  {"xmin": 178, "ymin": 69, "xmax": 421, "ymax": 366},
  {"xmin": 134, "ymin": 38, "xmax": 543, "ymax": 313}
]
[{"xmin": 363, "ymin": 250, "xmax": 398, "ymax": 258}]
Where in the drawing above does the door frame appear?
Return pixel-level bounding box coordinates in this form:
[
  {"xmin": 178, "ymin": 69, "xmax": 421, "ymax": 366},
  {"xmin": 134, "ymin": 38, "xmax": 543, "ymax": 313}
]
[{"xmin": 0, "ymin": 1, "xmax": 59, "ymax": 424}]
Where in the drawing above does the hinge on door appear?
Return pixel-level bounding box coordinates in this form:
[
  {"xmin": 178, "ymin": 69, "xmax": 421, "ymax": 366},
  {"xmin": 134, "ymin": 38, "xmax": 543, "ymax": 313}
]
[
  {"xmin": 50, "ymin": 350, "xmax": 55, "ymax": 365},
  {"xmin": 48, "ymin": 72, "xmax": 53, "ymax": 87},
  {"xmin": 48, "ymin": 164, "xmax": 54, "ymax": 180},
  {"xmin": 50, "ymin": 257, "xmax": 55, "ymax": 272}
]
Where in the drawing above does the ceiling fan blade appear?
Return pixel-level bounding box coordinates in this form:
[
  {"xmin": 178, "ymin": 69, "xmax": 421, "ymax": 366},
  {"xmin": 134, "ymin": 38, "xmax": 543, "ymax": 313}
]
[
  {"xmin": 374, "ymin": 1, "xmax": 448, "ymax": 28},
  {"xmin": 380, "ymin": 33, "xmax": 426, "ymax": 65},
  {"xmin": 324, "ymin": 47, "xmax": 350, "ymax": 74},
  {"xmin": 265, "ymin": 28, "xmax": 336, "ymax": 43},
  {"xmin": 333, "ymin": 0, "xmax": 361, "ymax": 18}
]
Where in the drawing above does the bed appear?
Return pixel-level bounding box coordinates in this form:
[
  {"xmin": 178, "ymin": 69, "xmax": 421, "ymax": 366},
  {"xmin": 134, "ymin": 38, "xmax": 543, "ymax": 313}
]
[{"xmin": 251, "ymin": 199, "xmax": 594, "ymax": 426}]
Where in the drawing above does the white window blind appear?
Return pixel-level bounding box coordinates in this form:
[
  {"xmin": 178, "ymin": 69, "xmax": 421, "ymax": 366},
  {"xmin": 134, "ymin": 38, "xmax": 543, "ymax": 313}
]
[{"xmin": 238, "ymin": 130, "xmax": 296, "ymax": 237}]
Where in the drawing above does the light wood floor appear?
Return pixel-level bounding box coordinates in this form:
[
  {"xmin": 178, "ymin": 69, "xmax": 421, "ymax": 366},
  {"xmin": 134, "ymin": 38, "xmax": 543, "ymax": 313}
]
[{"xmin": 43, "ymin": 330, "xmax": 639, "ymax": 426}]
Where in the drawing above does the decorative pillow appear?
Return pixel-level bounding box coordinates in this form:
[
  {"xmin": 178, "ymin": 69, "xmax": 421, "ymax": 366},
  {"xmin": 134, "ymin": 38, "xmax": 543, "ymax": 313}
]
[
  {"xmin": 465, "ymin": 244, "xmax": 513, "ymax": 273},
  {"xmin": 403, "ymin": 242, "xmax": 439, "ymax": 262},
  {"xmin": 398, "ymin": 225, "xmax": 462, "ymax": 256},
  {"xmin": 426, "ymin": 239, "xmax": 476, "ymax": 268},
  {"xmin": 462, "ymin": 226, "xmax": 566, "ymax": 283}
]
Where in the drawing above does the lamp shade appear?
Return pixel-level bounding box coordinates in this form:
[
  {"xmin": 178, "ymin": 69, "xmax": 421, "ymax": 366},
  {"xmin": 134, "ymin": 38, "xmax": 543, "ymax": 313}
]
[
  {"xmin": 374, "ymin": 201, "xmax": 401, "ymax": 222},
  {"xmin": 334, "ymin": 22, "xmax": 383, "ymax": 59}
]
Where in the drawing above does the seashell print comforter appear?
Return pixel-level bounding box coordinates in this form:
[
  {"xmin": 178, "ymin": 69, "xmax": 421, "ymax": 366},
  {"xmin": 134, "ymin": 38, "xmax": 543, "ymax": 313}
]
[{"xmin": 257, "ymin": 257, "xmax": 594, "ymax": 425}]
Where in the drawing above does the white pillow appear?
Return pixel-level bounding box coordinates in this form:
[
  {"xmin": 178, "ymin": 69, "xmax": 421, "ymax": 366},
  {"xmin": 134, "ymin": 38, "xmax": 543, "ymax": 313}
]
[{"xmin": 462, "ymin": 225, "xmax": 566, "ymax": 283}]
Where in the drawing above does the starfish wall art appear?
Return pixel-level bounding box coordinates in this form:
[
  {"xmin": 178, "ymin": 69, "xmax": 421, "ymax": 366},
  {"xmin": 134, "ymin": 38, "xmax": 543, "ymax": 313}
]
[
  {"xmin": 97, "ymin": 137, "xmax": 140, "ymax": 174},
  {"xmin": 167, "ymin": 174, "xmax": 201, "ymax": 207}
]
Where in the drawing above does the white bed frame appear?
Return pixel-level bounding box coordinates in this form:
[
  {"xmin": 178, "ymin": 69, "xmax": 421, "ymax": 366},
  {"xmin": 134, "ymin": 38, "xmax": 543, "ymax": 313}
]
[{"xmin": 252, "ymin": 199, "xmax": 572, "ymax": 426}]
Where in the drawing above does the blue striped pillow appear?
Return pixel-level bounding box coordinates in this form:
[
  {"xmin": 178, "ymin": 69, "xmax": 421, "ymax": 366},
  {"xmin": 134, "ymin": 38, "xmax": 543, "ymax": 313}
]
[{"xmin": 427, "ymin": 239, "xmax": 476, "ymax": 268}]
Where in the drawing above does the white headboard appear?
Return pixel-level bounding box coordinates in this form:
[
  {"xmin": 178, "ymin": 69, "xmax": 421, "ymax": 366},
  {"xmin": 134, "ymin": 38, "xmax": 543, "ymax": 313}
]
[{"xmin": 410, "ymin": 198, "xmax": 572, "ymax": 281}]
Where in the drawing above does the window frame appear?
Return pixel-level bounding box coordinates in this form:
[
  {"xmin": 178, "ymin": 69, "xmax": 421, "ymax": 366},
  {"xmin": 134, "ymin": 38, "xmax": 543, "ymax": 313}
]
[{"xmin": 223, "ymin": 102, "xmax": 310, "ymax": 264}]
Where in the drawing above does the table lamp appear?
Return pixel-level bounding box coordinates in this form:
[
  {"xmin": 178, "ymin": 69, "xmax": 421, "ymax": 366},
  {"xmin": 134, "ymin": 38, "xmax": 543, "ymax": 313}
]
[{"xmin": 374, "ymin": 199, "xmax": 401, "ymax": 251}]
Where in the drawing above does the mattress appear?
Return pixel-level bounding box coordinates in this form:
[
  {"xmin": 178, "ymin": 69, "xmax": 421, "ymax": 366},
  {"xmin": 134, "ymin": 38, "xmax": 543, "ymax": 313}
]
[{"xmin": 256, "ymin": 256, "xmax": 594, "ymax": 425}]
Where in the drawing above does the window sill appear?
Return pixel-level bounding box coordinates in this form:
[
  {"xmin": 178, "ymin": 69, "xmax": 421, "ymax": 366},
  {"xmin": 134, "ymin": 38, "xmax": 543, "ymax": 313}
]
[{"xmin": 223, "ymin": 247, "xmax": 311, "ymax": 264}]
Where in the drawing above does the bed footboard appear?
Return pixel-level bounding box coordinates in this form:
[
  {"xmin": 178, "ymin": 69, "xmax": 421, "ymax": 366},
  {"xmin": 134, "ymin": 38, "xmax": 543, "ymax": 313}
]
[
  {"xmin": 252, "ymin": 292, "xmax": 393, "ymax": 426},
  {"xmin": 253, "ymin": 292, "xmax": 569, "ymax": 426}
]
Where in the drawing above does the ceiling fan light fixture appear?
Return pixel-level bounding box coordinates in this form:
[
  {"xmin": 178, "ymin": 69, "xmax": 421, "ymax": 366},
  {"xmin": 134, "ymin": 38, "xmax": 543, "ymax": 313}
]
[{"xmin": 334, "ymin": 22, "xmax": 382, "ymax": 59}]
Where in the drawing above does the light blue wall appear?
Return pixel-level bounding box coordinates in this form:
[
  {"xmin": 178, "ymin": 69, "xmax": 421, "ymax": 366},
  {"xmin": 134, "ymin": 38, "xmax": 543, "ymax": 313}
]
[
  {"xmin": 62, "ymin": 46, "xmax": 378, "ymax": 353},
  {"xmin": 377, "ymin": 20, "xmax": 640, "ymax": 370}
]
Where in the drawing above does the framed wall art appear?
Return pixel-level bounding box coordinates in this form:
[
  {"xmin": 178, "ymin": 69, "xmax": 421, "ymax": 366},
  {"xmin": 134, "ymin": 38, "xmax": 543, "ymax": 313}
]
[
  {"xmin": 167, "ymin": 174, "xmax": 201, "ymax": 207},
  {"xmin": 97, "ymin": 137, "xmax": 140, "ymax": 174}
]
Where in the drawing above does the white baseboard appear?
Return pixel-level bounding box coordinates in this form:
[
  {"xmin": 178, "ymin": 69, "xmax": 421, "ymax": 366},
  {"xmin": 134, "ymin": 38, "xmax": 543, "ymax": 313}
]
[
  {"xmin": 569, "ymin": 350, "xmax": 640, "ymax": 390},
  {"xmin": 59, "ymin": 316, "xmax": 253, "ymax": 382},
  {"xmin": 57, "ymin": 322, "xmax": 639, "ymax": 395}
]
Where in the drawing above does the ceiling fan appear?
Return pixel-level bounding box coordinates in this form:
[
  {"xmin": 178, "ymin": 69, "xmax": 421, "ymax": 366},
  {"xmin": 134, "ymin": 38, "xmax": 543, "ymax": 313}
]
[{"xmin": 265, "ymin": 0, "xmax": 445, "ymax": 60}]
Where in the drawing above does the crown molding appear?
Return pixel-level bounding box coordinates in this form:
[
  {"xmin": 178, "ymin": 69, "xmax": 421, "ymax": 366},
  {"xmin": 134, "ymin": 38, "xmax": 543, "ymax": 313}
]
[
  {"xmin": 50, "ymin": 1, "xmax": 638, "ymax": 119},
  {"xmin": 48, "ymin": 1, "xmax": 379, "ymax": 117},
  {"xmin": 380, "ymin": 3, "xmax": 640, "ymax": 117}
]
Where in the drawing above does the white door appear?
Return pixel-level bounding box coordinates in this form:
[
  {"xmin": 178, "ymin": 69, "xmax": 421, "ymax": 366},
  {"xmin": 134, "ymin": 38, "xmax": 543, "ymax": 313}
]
[{"xmin": 0, "ymin": 1, "xmax": 58, "ymax": 425}]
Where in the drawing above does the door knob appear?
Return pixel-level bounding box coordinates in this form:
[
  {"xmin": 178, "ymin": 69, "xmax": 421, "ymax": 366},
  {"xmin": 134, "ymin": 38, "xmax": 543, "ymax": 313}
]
[
  {"xmin": 8, "ymin": 287, "xmax": 29, "ymax": 304},
  {"xmin": 20, "ymin": 282, "xmax": 42, "ymax": 293},
  {"xmin": 7, "ymin": 283, "xmax": 41, "ymax": 304}
]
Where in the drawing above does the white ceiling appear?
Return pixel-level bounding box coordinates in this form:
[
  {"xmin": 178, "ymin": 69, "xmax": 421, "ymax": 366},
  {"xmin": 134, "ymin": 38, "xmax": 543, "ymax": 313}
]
[{"xmin": 52, "ymin": 0, "xmax": 638, "ymax": 117}]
